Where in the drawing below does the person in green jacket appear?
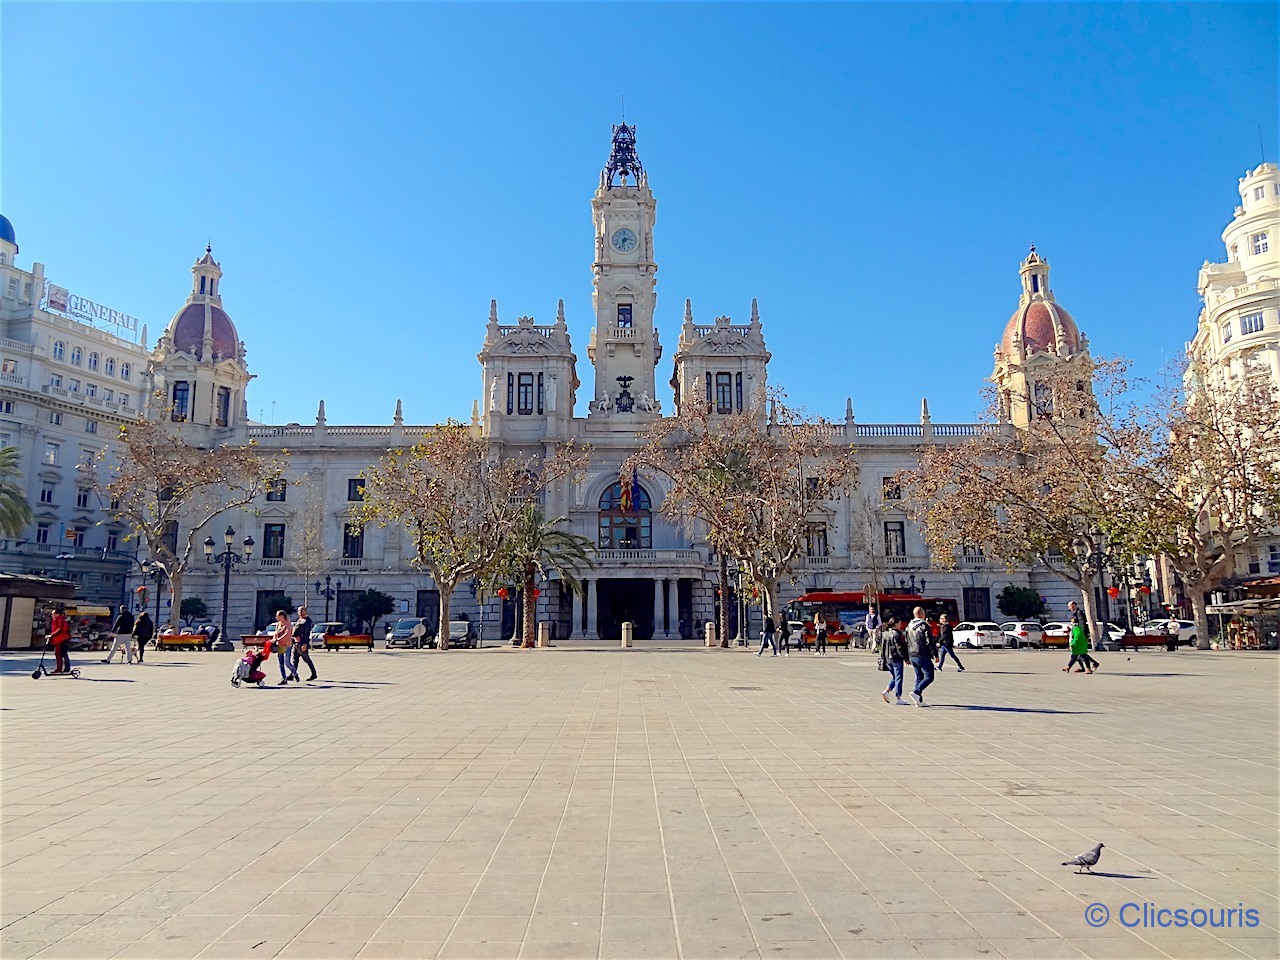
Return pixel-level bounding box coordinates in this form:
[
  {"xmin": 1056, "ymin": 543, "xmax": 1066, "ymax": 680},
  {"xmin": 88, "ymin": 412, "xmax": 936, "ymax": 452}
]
[{"xmin": 1062, "ymin": 600, "xmax": 1099, "ymax": 673}]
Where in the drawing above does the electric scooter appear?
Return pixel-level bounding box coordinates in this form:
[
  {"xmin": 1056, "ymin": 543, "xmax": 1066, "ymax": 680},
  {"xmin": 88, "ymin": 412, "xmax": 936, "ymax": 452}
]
[{"xmin": 31, "ymin": 639, "xmax": 81, "ymax": 679}]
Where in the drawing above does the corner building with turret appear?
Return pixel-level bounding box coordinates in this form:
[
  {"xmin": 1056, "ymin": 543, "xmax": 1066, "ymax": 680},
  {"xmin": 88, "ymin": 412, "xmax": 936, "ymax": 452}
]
[{"xmin": 135, "ymin": 126, "xmax": 1089, "ymax": 638}]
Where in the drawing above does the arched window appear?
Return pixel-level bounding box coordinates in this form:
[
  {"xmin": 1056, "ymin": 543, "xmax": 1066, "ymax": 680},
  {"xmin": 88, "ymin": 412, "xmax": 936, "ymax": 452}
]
[
  {"xmin": 70, "ymin": 346, "xmax": 82, "ymax": 366},
  {"xmin": 53, "ymin": 340, "xmax": 65, "ymax": 361},
  {"xmin": 598, "ymin": 481, "xmax": 652, "ymax": 549},
  {"xmin": 104, "ymin": 357, "xmax": 115, "ymax": 377},
  {"xmin": 88, "ymin": 352, "xmax": 99, "ymax": 371},
  {"xmin": 120, "ymin": 362, "xmax": 131, "ymax": 381}
]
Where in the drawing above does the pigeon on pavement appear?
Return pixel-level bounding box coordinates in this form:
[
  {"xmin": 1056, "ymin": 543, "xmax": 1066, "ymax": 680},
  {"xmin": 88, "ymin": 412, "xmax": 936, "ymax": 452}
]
[{"xmin": 1061, "ymin": 842, "xmax": 1104, "ymax": 873}]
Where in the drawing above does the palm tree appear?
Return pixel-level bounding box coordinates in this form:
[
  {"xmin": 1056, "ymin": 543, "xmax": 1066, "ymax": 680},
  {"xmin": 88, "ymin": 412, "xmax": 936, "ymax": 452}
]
[
  {"xmin": 0, "ymin": 446, "xmax": 34, "ymax": 538},
  {"xmin": 499, "ymin": 504, "xmax": 594, "ymax": 648}
]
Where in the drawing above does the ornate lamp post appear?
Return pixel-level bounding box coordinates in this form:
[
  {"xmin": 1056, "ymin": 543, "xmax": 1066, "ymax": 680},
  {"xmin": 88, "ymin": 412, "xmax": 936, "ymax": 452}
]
[
  {"xmin": 315, "ymin": 575, "xmax": 337, "ymax": 623},
  {"xmin": 205, "ymin": 526, "xmax": 254, "ymax": 644}
]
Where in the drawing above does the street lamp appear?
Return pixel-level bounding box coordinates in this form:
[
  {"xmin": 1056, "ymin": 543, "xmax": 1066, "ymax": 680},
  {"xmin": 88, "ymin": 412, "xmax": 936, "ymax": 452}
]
[
  {"xmin": 205, "ymin": 526, "xmax": 254, "ymax": 644},
  {"xmin": 314, "ymin": 575, "xmax": 338, "ymax": 623}
]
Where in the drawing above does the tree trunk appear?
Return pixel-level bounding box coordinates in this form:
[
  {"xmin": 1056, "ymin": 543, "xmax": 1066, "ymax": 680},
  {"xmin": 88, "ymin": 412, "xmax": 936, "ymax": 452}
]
[
  {"xmin": 522, "ymin": 564, "xmax": 537, "ymax": 648},
  {"xmin": 1190, "ymin": 588, "xmax": 1212, "ymax": 650},
  {"xmin": 436, "ymin": 575, "xmax": 453, "ymax": 650},
  {"xmin": 166, "ymin": 568, "xmax": 184, "ymax": 631},
  {"xmin": 718, "ymin": 551, "xmax": 730, "ymax": 647},
  {"xmin": 1078, "ymin": 575, "xmax": 1105, "ymax": 651}
]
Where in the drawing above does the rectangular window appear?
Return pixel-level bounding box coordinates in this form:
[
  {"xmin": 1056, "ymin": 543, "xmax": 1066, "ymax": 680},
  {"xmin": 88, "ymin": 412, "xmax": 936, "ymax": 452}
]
[
  {"xmin": 1247, "ymin": 551, "xmax": 1261, "ymax": 575},
  {"xmin": 43, "ymin": 442, "xmax": 59, "ymax": 465},
  {"xmin": 85, "ymin": 383, "xmax": 96, "ymax": 398},
  {"xmin": 171, "ymin": 381, "xmax": 189, "ymax": 421},
  {"xmin": 49, "ymin": 411, "xmax": 62, "ymax": 425},
  {"xmin": 735, "ymin": 372, "xmax": 743, "ymax": 411},
  {"xmin": 346, "ymin": 478, "xmax": 365, "ymax": 501},
  {"xmin": 84, "ymin": 420, "xmax": 97, "ymax": 434},
  {"xmin": 804, "ymin": 476, "xmax": 819, "ymax": 500},
  {"xmin": 342, "ymin": 523, "xmax": 364, "ymax": 559},
  {"xmin": 161, "ymin": 520, "xmax": 179, "ymax": 556},
  {"xmin": 262, "ymin": 523, "xmax": 286, "ymax": 559},
  {"xmin": 884, "ymin": 521, "xmax": 906, "ymax": 557},
  {"xmin": 120, "ymin": 393, "xmax": 130, "ymax": 409},
  {"xmin": 103, "ymin": 388, "xmax": 113, "ymax": 402},
  {"xmin": 617, "ymin": 304, "xmax": 632, "ymax": 327},
  {"xmin": 1241, "ymin": 312, "xmax": 1264, "ymax": 335},
  {"xmin": 216, "ymin": 387, "xmax": 231, "ymax": 427},
  {"xmin": 517, "ymin": 373, "xmax": 534, "ymax": 415},
  {"xmin": 1255, "ymin": 186, "xmax": 1266, "ymax": 200},
  {"xmin": 715, "ymin": 372, "xmax": 733, "ymax": 413},
  {"xmin": 6, "ymin": 278, "xmax": 17, "ymax": 297},
  {"xmin": 806, "ymin": 525, "xmax": 828, "ymax": 558},
  {"xmin": 705, "ymin": 372, "xmax": 712, "ymax": 405},
  {"xmin": 1031, "ymin": 274, "xmax": 1040, "ymax": 292},
  {"xmin": 537, "ymin": 372, "xmax": 544, "ymax": 415},
  {"xmin": 0, "ymin": 400, "xmax": 11, "ymax": 414},
  {"xmin": 1222, "ymin": 321, "xmax": 1233, "ymax": 344},
  {"xmin": 68, "ymin": 378, "xmax": 80, "ymax": 393},
  {"xmin": 1252, "ymin": 232, "xmax": 1269, "ymax": 255},
  {"xmin": 106, "ymin": 531, "xmax": 118, "ymax": 552},
  {"xmin": 39, "ymin": 483, "xmax": 55, "ymax": 504},
  {"xmin": 23, "ymin": 281, "xmax": 32, "ymax": 301},
  {"xmin": 76, "ymin": 488, "xmax": 90, "ymax": 508},
  {"xmin": 882, "ymin": 477, "xmax": 902, "ymax": 500},
  {"xmin": 70, "ymin": 526, "xmax": 86, "ymax": 548},
  {"xmin": 265, "ymin": 478, "xmax": 287, "ymax": 502},
  {"xmin": 1269, "ymin": 545, "xmax": 1280, "ymax": 575},
  {"xmin": 36, "ymin": 523, "xmax": 50, "ymax": 544},
  {"xmin": 506, "ymin": 372, "xmax": 514, "ymax": 416},
  {"xmin": 49, "ymin": 374, "xmax": 61, "ymax": 388}
]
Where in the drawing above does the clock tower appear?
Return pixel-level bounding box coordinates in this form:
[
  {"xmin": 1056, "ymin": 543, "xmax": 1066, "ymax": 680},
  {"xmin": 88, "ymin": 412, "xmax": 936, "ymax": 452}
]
[{"xmin": 586, "ymin": 123, "xmax": 662, "ymax": 417}]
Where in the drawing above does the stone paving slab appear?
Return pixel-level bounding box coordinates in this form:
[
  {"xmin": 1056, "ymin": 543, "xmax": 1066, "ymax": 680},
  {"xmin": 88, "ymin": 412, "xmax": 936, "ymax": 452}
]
[{"xmin": 1, "ymin": 643, "xmax": 1277, "ymax": 960}]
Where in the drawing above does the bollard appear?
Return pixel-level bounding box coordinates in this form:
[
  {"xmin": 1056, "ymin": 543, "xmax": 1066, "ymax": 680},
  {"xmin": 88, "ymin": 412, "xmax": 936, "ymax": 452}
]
[
  {"xmin": 705, "ymin": 621, "xmax": 717, "ymax": 647},
  {"xmin": 537, "ymin": 622, "xmax": 550, "ymax": 647},
  {"xmin": 621, "ymin": 621, "xmax": 633, "ymax": 648}
]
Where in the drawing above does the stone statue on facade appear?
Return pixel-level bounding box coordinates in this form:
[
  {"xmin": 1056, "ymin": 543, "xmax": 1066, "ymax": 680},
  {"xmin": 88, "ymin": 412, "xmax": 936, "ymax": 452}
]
[
  {"xmin": 544, "ymin": 374, "xmax": 557, "ymax": 413},
  {"xmin": 488, "ymin": 375, "xmax": 499, "ymax": 412}
]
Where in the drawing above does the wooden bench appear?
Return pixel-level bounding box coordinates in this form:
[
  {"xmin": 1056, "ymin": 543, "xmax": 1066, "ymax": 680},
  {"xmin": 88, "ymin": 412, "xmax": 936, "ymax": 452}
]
[
  {"xmin": 156, "ymin": 633, "xmax": 209, "ymax": 651},
  {"xmin": 241, "ymin": 635, "xmax": 269, "ymax": 648},
  {"xmin": 323, "ymin": 634, "xmax": 374, "ymax": 651}
]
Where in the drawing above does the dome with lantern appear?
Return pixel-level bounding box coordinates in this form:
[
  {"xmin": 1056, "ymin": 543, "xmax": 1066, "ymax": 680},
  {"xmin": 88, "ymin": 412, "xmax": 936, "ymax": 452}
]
[
  {"xmin": 999, "ymin": 245, "xmax": 1084, "ymax": 362},
  {"xmin": 159, "ymin": 245, "xmax": 242, "ymax": 362}
]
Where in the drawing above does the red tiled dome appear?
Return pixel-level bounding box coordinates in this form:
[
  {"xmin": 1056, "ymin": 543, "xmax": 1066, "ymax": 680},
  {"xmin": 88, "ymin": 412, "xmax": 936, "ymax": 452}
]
[
  {"xmin": 1001, "ymin": 300, "xmax": 1080, "ymax": 358},
  {"xmin": 169, "ymin": 303, "xmax": 237, "ymax": 360}
]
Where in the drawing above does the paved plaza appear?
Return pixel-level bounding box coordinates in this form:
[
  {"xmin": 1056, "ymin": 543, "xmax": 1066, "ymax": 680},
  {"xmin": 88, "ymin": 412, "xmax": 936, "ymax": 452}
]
[{"xmin": 0, "ymin": 641, "xmax": 1276, "ymax": 960}]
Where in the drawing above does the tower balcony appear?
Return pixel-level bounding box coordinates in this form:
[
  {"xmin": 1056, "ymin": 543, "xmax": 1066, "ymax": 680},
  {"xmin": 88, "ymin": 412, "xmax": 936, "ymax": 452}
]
[{"xmin": 588, "ymin": 325, "xmax": 661, "ymax": 360}]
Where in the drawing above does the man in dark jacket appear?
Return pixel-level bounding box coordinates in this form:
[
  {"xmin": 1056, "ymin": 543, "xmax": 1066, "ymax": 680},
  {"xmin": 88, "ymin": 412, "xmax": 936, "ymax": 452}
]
[
  {"xmin": 103, "ymin": 606, "xmax": 135, "ymax": 664},
  {"xmin": 879, "ymin": 620, "xmax": 908, "ymax": 704},
  {"xmin": 906, "ymin": 607, "xmax": 937, "ymax": 707},
  {"xmin": 936, "ymin": 614, "xmax": 964, "ymax": 672},
  {"xmin": 292, "ymin": 606, "xmax": 318, "ymax": 682}
]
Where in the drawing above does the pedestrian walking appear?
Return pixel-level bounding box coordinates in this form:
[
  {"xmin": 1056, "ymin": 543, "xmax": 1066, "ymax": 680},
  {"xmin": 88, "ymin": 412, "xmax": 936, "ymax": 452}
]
[
  {"xmin": 757, "ymin": 613, "xmax": 778, "ymax": 656},
  {"xmin": 292, "ymin": 605, "xmax": 318, "ymax": 681},
  {"xmin": 272, "ymin": 610, "xmax": 298, "ymax": 684},
  {"xmin": 49, "ymin": 606, "xmax": 72, "ymax": 674},
  {"xmin": 779, "ymin": 617, "xmax": 791, "ymax": 655},
  {"xmin": 906, "ymin": 606, "xmax": 937, "ymax": 706},
  {"xmin": 936, "ymin": 613, "xmax": 964, "ymax": 671},
  {"xmin": 879, "ymin": 619, "xmax": 908, "ymax": 704},
  {"xmin": 132, "ymin": 611, "xmax": 153, "ymax": 664},
  {"xmin": 102, "ymin": 605, "xmax": 135, "ymax": 664},
  {"xmin": 1063, "ymin": 600, "xmax": 1100, "ymax": 674},
  {"xmin": 813, "ymin": 614, "xmax": 828, "ymax": 656},
  {"xmin": 864, "ymin": 606, "xmax": 881, "ymax": 651}
]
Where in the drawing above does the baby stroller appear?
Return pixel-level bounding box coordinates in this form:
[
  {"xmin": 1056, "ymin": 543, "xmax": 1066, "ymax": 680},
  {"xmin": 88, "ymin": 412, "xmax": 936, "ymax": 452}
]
[{"xmin": 231, "ymin": 646, "xmax": 268, "ymax": 688}]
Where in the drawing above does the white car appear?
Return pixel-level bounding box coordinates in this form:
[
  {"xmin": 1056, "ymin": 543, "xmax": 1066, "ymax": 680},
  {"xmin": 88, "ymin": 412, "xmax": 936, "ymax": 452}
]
[
  {"xmin": 999, "ymin": 621, "xmax": 1046, "ymax": 649},
  {"xmin": 1134, "ymin": 619, "xmax": 1197, "ymax": 645},
  {"xmin": 953, "ymin": 621, "xmax": 1005, "ymax": 648}
]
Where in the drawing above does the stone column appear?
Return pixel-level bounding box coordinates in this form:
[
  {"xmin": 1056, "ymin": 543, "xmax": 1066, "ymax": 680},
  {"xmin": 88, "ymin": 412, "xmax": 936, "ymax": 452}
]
[
  {"xmin": 585, "ymin": 579, "xmax": 598, "ymax": 640},
  {"xmin": 563, "ymin": 585, "xmax": 575, "ymax": 639},
  {"xmin": 664, "ymin": 578, "xmax": 674, "ymax": 637},
  {"xmin": 653, "ymin": 579, "xmax": 663, "ymax": 641}
]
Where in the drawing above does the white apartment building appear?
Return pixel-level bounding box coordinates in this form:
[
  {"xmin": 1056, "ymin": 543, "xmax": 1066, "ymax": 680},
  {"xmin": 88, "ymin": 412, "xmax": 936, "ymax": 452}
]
[{"xmin": 0, "ymin": 214, "xmax": 154, "ymax": 612}]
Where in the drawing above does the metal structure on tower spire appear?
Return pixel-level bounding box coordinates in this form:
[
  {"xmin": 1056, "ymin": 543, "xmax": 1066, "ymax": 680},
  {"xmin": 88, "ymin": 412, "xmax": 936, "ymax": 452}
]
[{"xmin": 604, "ymin": 123, "xmax": 644, "ymax": 188}]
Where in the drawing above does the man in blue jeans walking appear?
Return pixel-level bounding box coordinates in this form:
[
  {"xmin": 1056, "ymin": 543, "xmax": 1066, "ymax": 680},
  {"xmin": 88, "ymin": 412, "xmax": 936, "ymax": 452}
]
[
  {"xmin": 906, "ymin": 606, "xmax": 937, "ymax": 707},
  {"xmin": 757, "ymin": 614, "xmax": 778, "ymax": 656}
]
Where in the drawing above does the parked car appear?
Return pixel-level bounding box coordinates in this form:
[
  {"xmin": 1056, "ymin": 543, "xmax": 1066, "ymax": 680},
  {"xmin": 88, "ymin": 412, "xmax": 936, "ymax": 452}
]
[
  {"xmin": 1042, "ymin": 620, "xmax": 1128, "ymax": 649},
  {"xmin": 999, "ymin": 621, "xmax": 1046, "ymax": 649},
  {"xmin": 953, "ymin": 621, "xmax": 1005, "ymax": 648},
  {"xmin": 426, "ymin": 620, "xmax": 477, "ymax": 649},
  {"xmin": 386, "ymin": 617, "xmax": 434, "ymax": 649},
  {"xmin": 309, "ymin": 621, "xmax": 347, "ymax": 643},
  {"xmin": 1134, "ymin": 618, "xmax": 1197, "ymax": 646}
]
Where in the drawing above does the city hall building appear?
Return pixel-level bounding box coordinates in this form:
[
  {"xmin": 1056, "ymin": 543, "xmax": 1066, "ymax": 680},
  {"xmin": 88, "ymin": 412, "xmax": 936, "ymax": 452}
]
[{"xmin": 4, "ymin": 126, "xmax": 1116, "ymax": 640}]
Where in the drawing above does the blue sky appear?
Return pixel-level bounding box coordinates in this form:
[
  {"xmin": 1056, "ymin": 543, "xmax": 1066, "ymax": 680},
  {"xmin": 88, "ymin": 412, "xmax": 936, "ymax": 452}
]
[{"xmin": 2, "ymin": 2, "xmax": 1276, "ymax": 426}]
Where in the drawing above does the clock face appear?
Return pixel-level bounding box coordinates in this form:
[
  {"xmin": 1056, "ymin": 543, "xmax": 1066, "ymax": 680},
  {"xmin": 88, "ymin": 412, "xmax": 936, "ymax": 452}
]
[{"xmin": 610, "ymin": 227, "xmax": 638, "ymax": 253}]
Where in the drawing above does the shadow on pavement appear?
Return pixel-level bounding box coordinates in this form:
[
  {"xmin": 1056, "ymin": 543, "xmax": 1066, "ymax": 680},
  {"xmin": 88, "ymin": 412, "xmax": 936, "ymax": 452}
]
[
  {"xmin": 939, "ymin": 704, "xmax": 1098, "ymax": 715},
  {"xmin": 1083, "ymin": 871, "xmax": 1154, "ymax": 880}
]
